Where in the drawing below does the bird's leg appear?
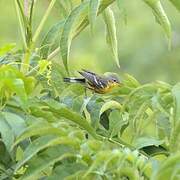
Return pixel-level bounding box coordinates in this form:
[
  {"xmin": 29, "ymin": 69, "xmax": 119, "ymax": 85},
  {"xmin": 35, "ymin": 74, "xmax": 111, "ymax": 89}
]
[
  {"xmin": 84, "ymin": 86, "xmax": 94, "ymax": 98},
  {"xmin": 84, "ymin": 86, "xmax": 87, "ymax": 98}
]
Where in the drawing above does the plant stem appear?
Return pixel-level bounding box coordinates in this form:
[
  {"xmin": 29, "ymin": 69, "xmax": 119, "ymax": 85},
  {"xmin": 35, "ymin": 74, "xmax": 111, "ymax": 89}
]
[
  {"xmin": 20, "ymin": 48, "xmax": 31, "ymax": 73},
  {"xmin": 47, "ymin": 47, "xmax": 60, "ymax": 60},
  {"xmin": 32, "ymin": 0, "xmax": 57, "ymax": 43},
  {"xmin": 15, "ymin": 0, "xmax": 27, "ymax": 49}
]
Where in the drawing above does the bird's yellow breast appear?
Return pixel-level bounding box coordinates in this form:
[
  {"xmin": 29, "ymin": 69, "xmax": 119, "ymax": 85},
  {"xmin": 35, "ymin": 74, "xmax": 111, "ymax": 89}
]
[{"xmin": 95, "ymin": 82, "xmax": 119, "ymax": 94}]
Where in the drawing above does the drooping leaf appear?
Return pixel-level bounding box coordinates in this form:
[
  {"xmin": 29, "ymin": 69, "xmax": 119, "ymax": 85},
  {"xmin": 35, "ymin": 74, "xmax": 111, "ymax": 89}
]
[
  {"xmin": 143, "ymin": 0, "xmax": 171, "ymax": 48},
  {"xmin": 134, "ymin": 137, "xmax": 164, "ymax": 149},
  {"xmin": 99, "ymin": 100, "xmax": 121, "ymax": 117},
  {"xmin": 103, "ymin": 7, "xmax": 120, "ymax": 68},
  {"xmin": 88, "ymin": 0, "xmax": 100, "ymax": 33},
  {"xmin": 60, "ymin": 1, "xmax": 88, "ymax": 73}
]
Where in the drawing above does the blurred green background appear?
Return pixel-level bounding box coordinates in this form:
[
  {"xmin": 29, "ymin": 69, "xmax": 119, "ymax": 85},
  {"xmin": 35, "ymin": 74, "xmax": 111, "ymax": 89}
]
[{"xmin": 0, "ymin": 0, "xmax": 180, "ymax": 83}]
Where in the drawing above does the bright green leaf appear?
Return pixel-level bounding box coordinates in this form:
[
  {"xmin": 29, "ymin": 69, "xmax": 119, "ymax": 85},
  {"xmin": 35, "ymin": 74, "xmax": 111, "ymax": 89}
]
[
  {"xmin": 60, "ymin": 2, "xmax": 88, "ymax": 73},
  {"xmin": 103, "ymin": 7, "xmax": 120, "ymax": 68},
  {"xmin": 0, "ymin": 43, "xmax": 16, "ymax": 56},
  {"xmin": 143, "ymin": 0, "xmax": 171, "ymax": 48},
  {"xmin": 99, "ymin": 100, "xmax": 121, "ymax": 117}
]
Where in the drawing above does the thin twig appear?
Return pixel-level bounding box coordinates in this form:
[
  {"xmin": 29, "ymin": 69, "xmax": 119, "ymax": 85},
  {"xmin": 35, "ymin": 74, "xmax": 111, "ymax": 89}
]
[{"xmin": 32, "ymin": 0, "xmax": 57, "ymax": 43}]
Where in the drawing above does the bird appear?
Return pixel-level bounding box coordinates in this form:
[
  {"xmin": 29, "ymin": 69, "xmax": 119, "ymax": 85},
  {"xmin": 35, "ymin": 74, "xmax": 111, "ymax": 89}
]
[{"xmin": 63, "ymin": 69, "xmax": 121, "ymax": 94}]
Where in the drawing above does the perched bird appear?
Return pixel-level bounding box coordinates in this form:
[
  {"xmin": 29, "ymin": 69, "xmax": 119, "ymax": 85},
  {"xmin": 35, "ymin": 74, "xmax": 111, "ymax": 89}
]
[{"xmin": 64, "ymin": 69, "xmax": 121, "ymax": 94}]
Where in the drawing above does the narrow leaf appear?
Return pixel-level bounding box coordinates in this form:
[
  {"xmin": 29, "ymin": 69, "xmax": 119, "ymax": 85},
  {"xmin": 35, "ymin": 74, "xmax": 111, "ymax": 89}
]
[
  {"xmin": 60, "ymin": 2, "xmax": 88, "ymax": 73},
  {"xmin": 103, "ymin": 7, "xmax": 120, "ymax": 68},
  {"xmin": 143, "ymin": 0, "xmax": 172, "ymax": 48},
  {"xmin": 88, "ymin": 0, "xmax": 100, "ymax": 33}
]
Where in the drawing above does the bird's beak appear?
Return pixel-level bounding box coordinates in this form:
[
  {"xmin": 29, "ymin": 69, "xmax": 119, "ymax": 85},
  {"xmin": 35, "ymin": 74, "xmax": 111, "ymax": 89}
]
[{"xmin": 117, "ymin": 82, "xmax": 123, "ymax": 86}]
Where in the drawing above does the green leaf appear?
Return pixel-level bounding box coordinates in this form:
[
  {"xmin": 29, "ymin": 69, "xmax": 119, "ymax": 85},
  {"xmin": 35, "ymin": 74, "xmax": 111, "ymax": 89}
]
[
  {"xmin": 172, "ymin": 83, "xmax": 180, "ymax": 121},
  {"xmin": 60, "ymin": 2, "xmax": 88, "ymax": 73},
  {"xmin": 43, "ymin": 100, "xmax": 99, "ymax": 139},
  {"xmin": 40, "ymin": 20, "xmax": 65, "ymax": 59},
  {"xmin": 109, "ymin": 111, "xmax": 128, "ymax": 137},
  {"xmin": 57, "ymin": 2, "xmax": 68, "ymax": 17},
  {"xmin": 103, "ymin": 7, "xmax": 120, "ymax": 68},
  {"xmin": 13, "ymin": 121, "xmax": 66, "ymax": 147},
  {"xmin": 170, "ymin": 84, "xmax": 180, "ymax": 151},
  {"xmin": 134, "ymin": 137, "xmax": 164, "ymax": 149},
  {"xmin": 21, "ymin": 145, "xmax": 75, "ymax": 180},
  {"xmin": 88, "ymin": 0, "xmax": 100, "ymax": 33},
  {"xmin": 0, "ymin": 113, "xmax": 14, "ymax": 153},
  {"xmin": 5, "ymin": 78, "xmax": 28, "ymax": 107},
  {"xmin": 4, "ymin": 112, "xmax": 26, "ymax": 137},
  {"xmin": 143, "ymin": 0, "xmax": 171, "ymax": 48},
  {"xmin": 168, "ymin": 0, "xmax": 180, "ymax": 11},
  {"xmin": 47, "ymin": 162, "xmax": 86, "ymax": 180},
  {"xmin": 152, "ymin": 152, "xmax": 180, "ymax": 180},
  {"xmin": 99, "ymin": 100, "xmax": 121, "ymax": 117},
  {"xmin": 0, "ymin": 43, "xmax": 16, "ymax": 56},
  {"xmin": 123, "ymin": 74, "xmax": 140, "ymax": 88},
  {"xmin": 15, "ymin": 135, "xmax": 79, "ymax": 172}
]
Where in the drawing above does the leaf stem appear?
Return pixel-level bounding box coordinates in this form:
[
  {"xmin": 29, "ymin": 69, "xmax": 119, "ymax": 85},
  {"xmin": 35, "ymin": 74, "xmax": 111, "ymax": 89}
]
[{"xmin": 32, "ymin": 0, "xmax": 57, "ymax": 43}]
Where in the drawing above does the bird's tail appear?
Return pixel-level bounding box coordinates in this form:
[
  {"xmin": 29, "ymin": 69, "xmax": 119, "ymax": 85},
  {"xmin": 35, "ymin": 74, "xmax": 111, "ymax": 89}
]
[{"xmin": 63, "ymin": 77, "xmax": 86, "ymax": 84}]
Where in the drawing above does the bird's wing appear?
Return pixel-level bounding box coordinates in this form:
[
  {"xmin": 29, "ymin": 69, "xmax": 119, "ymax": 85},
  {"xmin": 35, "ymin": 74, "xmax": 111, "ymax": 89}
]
[{"xmin": 79, "ymin": 70, "xmax": 108, "ymax": 89}]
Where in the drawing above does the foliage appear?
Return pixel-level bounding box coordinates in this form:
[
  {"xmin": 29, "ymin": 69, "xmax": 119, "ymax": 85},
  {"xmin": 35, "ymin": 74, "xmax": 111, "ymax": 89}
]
[{"xmin": 0, "ymin": 0, "xmax": 180, "ymax": 179}]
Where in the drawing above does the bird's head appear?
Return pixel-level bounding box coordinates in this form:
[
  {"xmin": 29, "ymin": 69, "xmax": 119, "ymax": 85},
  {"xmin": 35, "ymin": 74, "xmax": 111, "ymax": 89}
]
[{"xmin": 104, "ymin": 73, "xmax": 122, "ymax": 88}]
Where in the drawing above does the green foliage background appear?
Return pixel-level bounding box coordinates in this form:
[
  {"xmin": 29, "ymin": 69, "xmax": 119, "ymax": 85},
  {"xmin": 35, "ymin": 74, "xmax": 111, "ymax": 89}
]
[
  {"xmin": 0, "ymin": 0, "xmax": 180, "ymax": 179},
  {"xmin": 1, "ymin": 0, "xmax": 180, "ymax": 82}
]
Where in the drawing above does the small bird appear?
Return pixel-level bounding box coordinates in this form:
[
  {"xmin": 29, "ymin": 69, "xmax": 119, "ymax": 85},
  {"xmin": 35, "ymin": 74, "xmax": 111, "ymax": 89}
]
[{"xmin": 64, "ymin": 69, "xmax": 121, "ymax": 94}]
